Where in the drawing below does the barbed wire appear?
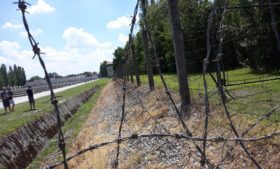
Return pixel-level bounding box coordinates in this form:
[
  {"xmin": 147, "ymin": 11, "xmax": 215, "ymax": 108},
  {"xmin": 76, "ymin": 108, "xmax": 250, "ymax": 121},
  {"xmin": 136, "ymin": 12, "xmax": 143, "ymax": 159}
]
[
  {"xmin": 47, "ymin": 131, "xmax": 280, "ymax": 168},
  {"xmin": 14, "ymin": 1, "xmax": 69, "ymax": 168},
  {"xmin": 11, "ymin": 0, "xmax": 278, "ymax": 168},
  {"xmin": 114, "ymin": 1, "xmax": 140, "ymax": 168},
  {"xmin": 217, "ymin": 2, "xmax": 280, "ymax": 11},
  {"xmin": 141, "ymin": 0, "xmax": 216, "ymax": 168},
  {"xmin": 213, "ymin": 0, "xmax": 262, "ymax": 168},
  {"xmin": 201, "ymin": 0, "xmax": 218, "ymax": 165}
]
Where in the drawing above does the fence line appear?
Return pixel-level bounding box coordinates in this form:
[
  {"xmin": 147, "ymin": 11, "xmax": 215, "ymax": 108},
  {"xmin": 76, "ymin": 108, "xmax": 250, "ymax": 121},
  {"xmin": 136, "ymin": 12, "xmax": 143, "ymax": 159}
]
[{"xmin": 14, "ymin": 0, "xmax": 279, "ymax": 169}]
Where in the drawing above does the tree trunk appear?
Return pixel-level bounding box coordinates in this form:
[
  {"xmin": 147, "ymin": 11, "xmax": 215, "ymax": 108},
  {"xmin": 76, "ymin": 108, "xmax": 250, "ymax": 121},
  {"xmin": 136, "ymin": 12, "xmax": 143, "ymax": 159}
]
[
  {"xmin": 129, "ymin": 59, "xmax": 134, "ymax": 83},
  {"xmin": 167, "ymin": 0, "xmax": 191, "ymax": 113},
  {"xmin": 125, "ymin": 53, "xmax": 130, "ymax": 81},
  {"xmin": 130, "ymin": 36, "xmax": 141, "ymax": 86},
  {"xmin": 142, "ymin": 29, "xmax": 155, "ymax": 91}
]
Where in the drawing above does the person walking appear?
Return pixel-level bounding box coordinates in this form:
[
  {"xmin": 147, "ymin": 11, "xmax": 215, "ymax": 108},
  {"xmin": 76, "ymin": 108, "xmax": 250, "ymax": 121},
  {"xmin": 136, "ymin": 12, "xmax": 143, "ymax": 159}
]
[
  {"xmin": 1, "ymin": 87, "xmax": 11, "ymax": 114},
  {"xmin": 7, "ymin": 87, "xmax": 15, "ymax": 111},
  {"xmin": 26, "ymin": 86, "xmax": 35, "ymax": 110}
]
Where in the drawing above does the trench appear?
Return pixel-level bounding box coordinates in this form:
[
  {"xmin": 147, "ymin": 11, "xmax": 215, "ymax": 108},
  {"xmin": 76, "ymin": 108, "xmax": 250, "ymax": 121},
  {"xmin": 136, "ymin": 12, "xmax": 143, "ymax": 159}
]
[{"xmin": 0, "ymin": 86, "xmax": 99, "ymax": 169}]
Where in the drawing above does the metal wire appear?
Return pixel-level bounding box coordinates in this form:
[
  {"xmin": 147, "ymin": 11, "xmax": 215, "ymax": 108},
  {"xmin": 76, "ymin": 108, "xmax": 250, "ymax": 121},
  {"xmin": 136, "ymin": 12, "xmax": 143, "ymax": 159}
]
[
  {"xmin": 15, "ymin": 1, "xmax": 68, "ymax": 168},
  {"xmin": 213, "ymin": 0, "xmax": 262, "ymax": 168},
  {"xmin": 47, "ymin": 131, "xmax": 280, "ymax": 168},
  {"xmin": 114, "ymin": 1, "xmax": 140, "ymax": 168}
]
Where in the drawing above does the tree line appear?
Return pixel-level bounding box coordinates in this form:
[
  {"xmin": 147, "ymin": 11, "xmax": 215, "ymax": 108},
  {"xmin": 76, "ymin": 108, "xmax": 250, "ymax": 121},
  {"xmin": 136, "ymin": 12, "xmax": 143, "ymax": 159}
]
[
  {"xmin": 0, "ymin": 64, "xmax": 26, "ymax": 88},
  {"xmin": 113, "ymin": 0, "xmax": 280, "ymax": 74},
  {"xmin": 109, "ymin": 0, "xmax": 280, "ymax": 115}
]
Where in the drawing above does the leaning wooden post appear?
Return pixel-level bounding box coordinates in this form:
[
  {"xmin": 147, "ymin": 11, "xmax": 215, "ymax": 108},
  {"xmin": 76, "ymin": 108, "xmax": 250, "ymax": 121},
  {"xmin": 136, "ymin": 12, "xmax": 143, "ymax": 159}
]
[
  {"xmin": 167, "ymin": 0, "xmax": 191, "ymax": 113},
  {"xmin": 142, "ymin": 27, "xmax": 155, "ymax": 91}
]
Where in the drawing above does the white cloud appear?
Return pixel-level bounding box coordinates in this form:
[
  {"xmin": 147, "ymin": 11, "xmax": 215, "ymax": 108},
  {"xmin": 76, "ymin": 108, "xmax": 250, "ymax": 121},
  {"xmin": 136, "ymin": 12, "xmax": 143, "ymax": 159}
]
[
  {"xmin": 20, "ymin": 29, "xmax": 42, "ymax": 37},
  {"xmin": 0, "ymin": 41, "xmax": 41, "ymax": 78},
  {"xmin": 2, "ymin": 21, "xmax": 22, "ymax": 29},
  {"xmin": 106, "ymin": 16, "xmax": 131, "ymax": 29},
  {"xmin": 0, "ymin": 27, "xmax": 115, "ymax": 79},
  {"xmin": 28, "ymin": 0, "xmax": 55, "ymax": 14},
  {"xmin": 118, "ymin": 33, "xmax": 128, "ymax": 45},
  {"xmin": 62, "ymin": 27, "xmax": 99, "ymax": 49}
]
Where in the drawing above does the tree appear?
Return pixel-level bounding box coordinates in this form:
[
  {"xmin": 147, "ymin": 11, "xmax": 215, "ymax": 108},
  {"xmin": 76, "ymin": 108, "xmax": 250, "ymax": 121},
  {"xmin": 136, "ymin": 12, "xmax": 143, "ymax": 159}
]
[
  {"xmin": 130, "ymin": 35, "xmax": 141, "ymax": 86},
  {"xmin": 29, "ymin": 76, "xmax": 42, "ymax": 82},
  {"xmin": 48, "ymin": 72, "xmax": 62, "ymax": 79},
  {"xmin": 113, "ymin": 47, "xmax": 125, "ymax": 78},
  {"xmin": 0, "ymin": 64, "xmax": 8, "ymax": 87},
  {"xmin": 83, "ymin": 71, "xmax": 93, "ymax": 77},
  {"xmin": 8, "ymin": 66, "xmax": 16, "ymax": 86},
  {"xmin": 168, "ymin": 0, "xmax": 191, "ymax": 113},
  {"xmin": 140, "ymin": 0, "xmax": 155, "ymax": 90},
  {"xmin": 99, "ymin": 61, "xmax": 108, "ymax": 77}
]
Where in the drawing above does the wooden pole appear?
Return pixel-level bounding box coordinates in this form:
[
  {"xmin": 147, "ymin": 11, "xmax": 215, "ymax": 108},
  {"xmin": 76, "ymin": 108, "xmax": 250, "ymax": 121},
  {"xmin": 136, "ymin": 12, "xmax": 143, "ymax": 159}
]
[
  {"xmin": 167, "ymin": 0, "xmax": 191, "ymax": 113},
  {"xmin": 142, "ymin": 28, "xmax": 155, "ymax": 90}
]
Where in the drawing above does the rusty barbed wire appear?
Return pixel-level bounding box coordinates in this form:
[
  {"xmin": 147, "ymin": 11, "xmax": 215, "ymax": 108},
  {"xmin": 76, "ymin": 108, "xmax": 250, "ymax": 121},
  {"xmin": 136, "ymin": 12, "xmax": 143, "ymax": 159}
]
[
  {"xmin": 114, "ymin": 1, "xmax": 140, "ymax": 168},
  {"xmin": 11, "ymin": 0, "xmax": 279, "ymax": 168},
  {"xmin": 47, "ymin": 131, "xmax": 280, "ymax": 168},
  {"xmin": 140, "ymin": 0, "xmax": 215, "ymax": 168},
  {"xmin": 14, "ymin": 0, "xmax": 69, "ymax": 168},
  {"xmin": 201, "ymin": 0, "xmax": 218, "ymax": 165},
  {"xmin": 213, "ymin": 0, "xmax": 262, "ymax": 168}
]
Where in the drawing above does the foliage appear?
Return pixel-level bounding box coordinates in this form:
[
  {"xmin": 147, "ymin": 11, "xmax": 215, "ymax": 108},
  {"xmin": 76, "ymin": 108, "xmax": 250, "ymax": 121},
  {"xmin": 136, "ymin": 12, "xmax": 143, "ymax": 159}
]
[
  {"xmin": 0, "ymin": 64, "xmax": 26, "ymax": 88},
  {"xmin": 112, "ymin": 0, "xmax": 280, "ymax": 74},
  {"xmin": 99, "ymin": 61, "xmax": 108, "ymax": 77},
  {"xmin": 48, "ymin": 72, "xmax": 62, "ymax": 79},
  {"xmin": 28, "ymin": 76, "xmax": 43, "ymax": 82}
]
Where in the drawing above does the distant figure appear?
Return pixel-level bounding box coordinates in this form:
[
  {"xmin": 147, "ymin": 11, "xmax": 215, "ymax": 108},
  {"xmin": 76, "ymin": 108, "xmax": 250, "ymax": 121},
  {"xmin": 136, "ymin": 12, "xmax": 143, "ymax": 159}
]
[
  {"xmin": 26, "ymin": 86, "xmax": 35, "ymax": 110},
  {"xmin": 1, "ymin": 87, "xmax": 11, "ymax": 113},
  {"xmin": 7, "ymin": 87, "xmax": 15, "ymax": 111}
]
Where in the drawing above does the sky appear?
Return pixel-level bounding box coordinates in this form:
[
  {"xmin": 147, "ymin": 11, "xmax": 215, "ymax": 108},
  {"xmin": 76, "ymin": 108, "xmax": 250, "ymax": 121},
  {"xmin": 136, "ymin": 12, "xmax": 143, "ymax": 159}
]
[{"xmin": 0, "ymin": 0, "xmax": 139, "ymax": 79}]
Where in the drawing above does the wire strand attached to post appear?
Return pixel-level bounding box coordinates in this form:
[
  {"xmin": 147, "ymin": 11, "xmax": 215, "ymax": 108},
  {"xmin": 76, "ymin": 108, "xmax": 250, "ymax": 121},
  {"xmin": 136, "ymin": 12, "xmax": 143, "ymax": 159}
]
[{"xmin": 15, "ymin": 1, "xmax": 69, "ymax": 168}]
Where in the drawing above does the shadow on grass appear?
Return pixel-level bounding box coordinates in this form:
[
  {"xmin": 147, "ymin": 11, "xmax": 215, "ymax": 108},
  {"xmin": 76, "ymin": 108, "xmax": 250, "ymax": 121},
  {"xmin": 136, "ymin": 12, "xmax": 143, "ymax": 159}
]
[{"xmin": 0, "ymin": 113, "xmax": 7, "ymax": 116}]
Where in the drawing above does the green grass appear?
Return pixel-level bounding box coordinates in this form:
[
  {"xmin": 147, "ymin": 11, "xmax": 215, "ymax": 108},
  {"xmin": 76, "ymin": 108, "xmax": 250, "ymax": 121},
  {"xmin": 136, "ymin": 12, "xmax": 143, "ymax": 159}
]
[
  {"xmin": 0, "ymin": 79, "xmax": 109, "ymax": 137},
  {"xmin": 26, "ymin": 79, "xmax": 108, "ymax": 169},
  {"xmin": 139, "ymin": 68, "xmax": 280, "ymax": 122}
]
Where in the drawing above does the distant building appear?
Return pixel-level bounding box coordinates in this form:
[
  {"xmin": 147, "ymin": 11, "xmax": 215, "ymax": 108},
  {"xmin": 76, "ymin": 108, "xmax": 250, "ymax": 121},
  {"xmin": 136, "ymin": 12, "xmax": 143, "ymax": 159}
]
[{"xmin": 106, "ymin": 62, "xmax": 114, "ymax": 78}]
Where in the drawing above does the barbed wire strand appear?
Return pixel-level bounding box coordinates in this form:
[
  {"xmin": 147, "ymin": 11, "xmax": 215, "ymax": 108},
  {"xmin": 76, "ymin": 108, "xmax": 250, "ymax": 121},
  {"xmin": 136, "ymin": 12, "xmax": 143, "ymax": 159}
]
[
  {"xmin": 114, "ymin": 1, "xmax": 140, "ymax": 168},
  {"xmin": 141, "ymin": 0, "xmax": 214, "ymax": 168},
  {"xmin": 47, "ymin": 131, "xmax": 280, "ymax": 168},
  {"xmin": 214, "ymin": 0, "xmax": 262, "ymax": 168},
  {"xmin": 114, "ymin": 77, "xmax": 126, "ymax": 169},
  {"xmin": 201, "ymin": 0, "xmax": 218, "ymax": 166},
  {"xmin": 217, "ymin": 2, "xmax": 280, "ymax": 11},
  {"xmin": 215, "ymin": 104, "xmax": 280, "ymax": 168},
  {"xmin": 15, "ymin": 1, "xmax": 69, "ymax": 168},
  {"xmin": 128, "ymin": 0, "xmax": 141, "ymax": 86}
]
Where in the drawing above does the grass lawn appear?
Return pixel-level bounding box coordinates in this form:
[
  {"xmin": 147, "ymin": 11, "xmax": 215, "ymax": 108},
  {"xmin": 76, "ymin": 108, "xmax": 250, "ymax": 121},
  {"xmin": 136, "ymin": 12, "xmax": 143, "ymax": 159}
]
[
  {"xmin": 139, "ymin": 68, "xmax": 280, "ymax": 123},
  {"xmin": 26, "ymin": 79, "xmax": 108, "ymax": 169},
  {"xmin": 0, "ymin": 79, "xmax": 109, "ymax": 137}
]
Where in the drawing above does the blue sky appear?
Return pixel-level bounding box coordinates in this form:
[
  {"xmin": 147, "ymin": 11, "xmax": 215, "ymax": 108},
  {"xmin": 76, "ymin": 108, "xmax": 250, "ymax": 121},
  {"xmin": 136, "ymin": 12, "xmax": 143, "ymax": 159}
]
[{"xmin": 0, "ymin": 0, "xmax": 139, "ymax": 78}]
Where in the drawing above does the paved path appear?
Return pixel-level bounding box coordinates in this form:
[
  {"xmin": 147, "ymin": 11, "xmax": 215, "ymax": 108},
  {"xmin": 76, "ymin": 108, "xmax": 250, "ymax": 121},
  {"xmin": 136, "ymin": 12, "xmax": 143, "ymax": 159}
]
[{"xmin": 0, "ymin": 79, "xmax": 98, "ymax": 109}]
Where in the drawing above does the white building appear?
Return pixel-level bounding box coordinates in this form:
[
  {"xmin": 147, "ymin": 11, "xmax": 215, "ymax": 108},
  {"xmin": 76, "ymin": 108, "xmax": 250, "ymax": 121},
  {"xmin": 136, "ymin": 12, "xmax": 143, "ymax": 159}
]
[{"xmin": 106, "ymin": 62, "xmax": 114, "ymax": 78}]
